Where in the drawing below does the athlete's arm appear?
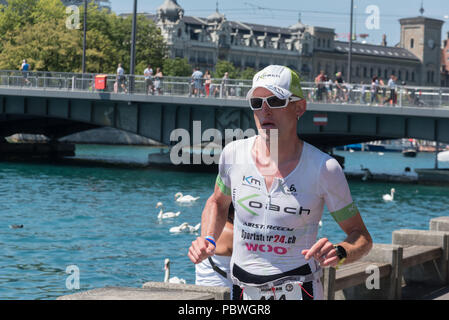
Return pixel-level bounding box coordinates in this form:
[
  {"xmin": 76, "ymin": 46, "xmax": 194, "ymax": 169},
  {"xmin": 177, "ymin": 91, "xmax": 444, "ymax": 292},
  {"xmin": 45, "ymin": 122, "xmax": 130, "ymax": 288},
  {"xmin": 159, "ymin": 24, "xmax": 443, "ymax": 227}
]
[
  {"xmin": 302, "ymin": 157, "xmax": 373, "ymax": 267},
  {"xmin": 302, "ymin": 213, "xmax": 372, "ymax": 267},
  {"xmin": 333, "ymin": 212, "xmax": 372, "ymax": 264},
  {"xmin": 188, "ymin": 184, "xmax": 231, "ymax": 264}
]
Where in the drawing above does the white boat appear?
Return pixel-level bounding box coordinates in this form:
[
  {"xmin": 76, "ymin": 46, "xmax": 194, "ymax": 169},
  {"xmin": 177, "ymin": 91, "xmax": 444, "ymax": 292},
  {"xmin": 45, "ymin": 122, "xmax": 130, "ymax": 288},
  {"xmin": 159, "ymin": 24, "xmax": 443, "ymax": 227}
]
[{"xmin": 438, "ymin": 150, "xmax": 449, "ymax": 162}]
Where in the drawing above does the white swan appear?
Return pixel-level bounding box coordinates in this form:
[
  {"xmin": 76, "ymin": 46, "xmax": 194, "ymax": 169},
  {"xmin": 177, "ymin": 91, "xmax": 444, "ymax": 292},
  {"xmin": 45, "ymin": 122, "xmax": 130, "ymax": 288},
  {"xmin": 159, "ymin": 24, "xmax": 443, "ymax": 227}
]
[
  {"xmin": 175, "ymin": 192, "xmax": 200, "ymax": 203},
  {"xmin": 169, "ymin": 222, "xmax": 201, "ymax": 233},
  {"xmin": 164, "ymin": 258, "xmax": 186, "ymax": 284},
  {"xmin": 382, "ymin": 188, "xmax": 395, "ymax": 201},
  {"xmin": 156, "ymin": 202, "xmax": 181, "ymax": 219}
]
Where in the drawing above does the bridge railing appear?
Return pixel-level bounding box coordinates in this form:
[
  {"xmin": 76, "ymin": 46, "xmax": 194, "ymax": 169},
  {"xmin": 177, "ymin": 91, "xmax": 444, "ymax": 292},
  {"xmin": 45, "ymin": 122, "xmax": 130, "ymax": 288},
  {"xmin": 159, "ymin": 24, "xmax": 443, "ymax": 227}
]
[
  {"xmin": 1, "ymin": 69, "xmax": 449, "ymax": 108},
  {"xmin": 306, "ymin": 82, "xmax": 449, "ymax": 108}
]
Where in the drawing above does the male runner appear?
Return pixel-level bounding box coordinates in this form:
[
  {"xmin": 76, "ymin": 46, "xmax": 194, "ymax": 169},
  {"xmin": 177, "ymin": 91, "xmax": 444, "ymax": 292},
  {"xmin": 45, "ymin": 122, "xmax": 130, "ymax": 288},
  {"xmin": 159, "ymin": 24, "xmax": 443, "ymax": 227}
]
[{"xmin": 188, "ymin": 65, "xmax": 372, "ymax": 300}]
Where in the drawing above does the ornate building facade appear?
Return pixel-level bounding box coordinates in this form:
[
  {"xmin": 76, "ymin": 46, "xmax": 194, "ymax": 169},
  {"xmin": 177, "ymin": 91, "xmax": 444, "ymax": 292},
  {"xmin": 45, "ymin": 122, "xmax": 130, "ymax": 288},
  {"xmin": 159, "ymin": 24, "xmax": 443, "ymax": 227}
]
[{"xmin": 150, "ymin": 0, "xmax": 446, "ymax": 87}]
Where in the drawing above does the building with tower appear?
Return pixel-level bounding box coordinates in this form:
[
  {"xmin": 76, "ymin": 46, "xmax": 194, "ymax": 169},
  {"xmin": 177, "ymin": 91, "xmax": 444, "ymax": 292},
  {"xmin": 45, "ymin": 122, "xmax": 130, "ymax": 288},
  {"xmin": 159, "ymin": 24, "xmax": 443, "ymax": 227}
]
[
  {"xmin": 1, "ymin": 0, "xmax": 445, "ymax": 86},
  {"xmin": 147, "ymin": 0, "xmax": 446, "ymax": 87},
  {"xmin": 399, "ymin": 16, "xmax": 444, "ymax": 86}
]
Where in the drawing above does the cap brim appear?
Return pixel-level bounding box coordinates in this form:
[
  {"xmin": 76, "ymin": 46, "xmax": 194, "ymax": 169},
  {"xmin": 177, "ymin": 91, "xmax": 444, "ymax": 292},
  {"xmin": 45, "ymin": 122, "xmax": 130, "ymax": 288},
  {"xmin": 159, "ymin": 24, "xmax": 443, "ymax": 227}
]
[{"xmin": 246, "ymin": 85, "xmax": 292, "ymax": 100}]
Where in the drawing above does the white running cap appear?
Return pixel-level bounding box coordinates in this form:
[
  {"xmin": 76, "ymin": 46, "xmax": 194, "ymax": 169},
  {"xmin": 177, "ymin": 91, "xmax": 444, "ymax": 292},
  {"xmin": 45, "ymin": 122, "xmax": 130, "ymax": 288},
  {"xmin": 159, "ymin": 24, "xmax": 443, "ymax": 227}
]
[{"xmin": 246, "ymin": 65, "xmax": 304, "ymax": 100}]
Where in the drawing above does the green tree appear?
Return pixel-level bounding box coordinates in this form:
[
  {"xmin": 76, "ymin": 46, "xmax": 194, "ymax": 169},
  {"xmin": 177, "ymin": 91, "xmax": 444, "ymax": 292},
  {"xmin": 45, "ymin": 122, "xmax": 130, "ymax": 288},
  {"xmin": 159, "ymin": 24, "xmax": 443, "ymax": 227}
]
[
  {"xmin": 0, "ymin": 0, "xmax": 80, "ymax": 71},
  {"xmin": 0, "ymin": 0, "xmax": 40, "ymax": 42},
  {"xmin": 0, "ymin": 0, "xmax": 167, "ymax": 74},
  {"xmin": 78, "ymin": 4, "xmax": 166, "ymax": 74},
  {"xmin": 162, "ymin": 58, "xmax": 192, "ymax": 77},
  {"xmin": 0, "ymin": 19, "xmax": 81, "ymax": 71},
  {"xmin": 213, "ymin": 60, "xmax": 239, "ymax": 79},
  {"xmin": 239, "ymin": 67, "xmax": 257, "ymax": 80}
]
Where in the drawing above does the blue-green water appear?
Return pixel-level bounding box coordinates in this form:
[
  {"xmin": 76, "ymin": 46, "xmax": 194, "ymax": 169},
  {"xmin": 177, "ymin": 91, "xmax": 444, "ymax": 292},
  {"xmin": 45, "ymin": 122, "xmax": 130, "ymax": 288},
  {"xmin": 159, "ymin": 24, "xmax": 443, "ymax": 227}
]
[{"xmin": 1, "ymin": 145, "xmax": 449, "ymax": 299}]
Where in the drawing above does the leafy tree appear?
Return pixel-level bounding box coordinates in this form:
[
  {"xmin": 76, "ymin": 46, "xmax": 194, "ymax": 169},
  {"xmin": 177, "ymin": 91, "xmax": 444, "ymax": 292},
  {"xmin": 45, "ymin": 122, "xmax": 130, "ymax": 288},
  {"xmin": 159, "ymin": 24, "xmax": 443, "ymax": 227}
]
[
  {"xmin": 0, "ymin": 0, "xmax": 40, "ymax": 42},
  {"xmin": 0, "ymin": 0, "xmax": 80, "ymax": 71},
  {"xmin": 133, "ymin": 15, "xmax": 166, "ymax": 75},
  {"xmin": 213, "ymin": 60, "xmax": 239, "ymax": 79},
  {"xmin": 0, "ymin": 19, "xmax": 81, "ymax": 71},
  {"xmin": 162, "ymin": 58, "xmax": 192, "ymax": 77},
  {"xmin": 0, "ymin": 0, "xmax": 167, "ymax": 74},
  {"xmin": 78, "ymin": 4, "xmax": 166, "ymax": 74},
  {"xmin": 239, "ymin": 67, "xmax": 257, "ymax": 80}
]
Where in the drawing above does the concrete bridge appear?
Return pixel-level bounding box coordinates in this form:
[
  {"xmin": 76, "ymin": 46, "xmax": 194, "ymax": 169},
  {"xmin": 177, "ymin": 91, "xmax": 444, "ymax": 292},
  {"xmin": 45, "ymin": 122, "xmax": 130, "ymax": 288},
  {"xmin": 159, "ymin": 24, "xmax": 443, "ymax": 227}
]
[{"xmin": 1, "ymin": 80, "xmax": 449, "ymax": 150}]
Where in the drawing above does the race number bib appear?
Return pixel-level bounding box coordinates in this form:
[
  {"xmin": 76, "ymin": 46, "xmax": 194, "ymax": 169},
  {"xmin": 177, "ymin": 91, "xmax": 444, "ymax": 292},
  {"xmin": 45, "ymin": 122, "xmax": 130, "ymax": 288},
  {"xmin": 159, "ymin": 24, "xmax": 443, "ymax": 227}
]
[{"xmin": 243, "ymin": 280, "xmax": 303, "ymax": 300}]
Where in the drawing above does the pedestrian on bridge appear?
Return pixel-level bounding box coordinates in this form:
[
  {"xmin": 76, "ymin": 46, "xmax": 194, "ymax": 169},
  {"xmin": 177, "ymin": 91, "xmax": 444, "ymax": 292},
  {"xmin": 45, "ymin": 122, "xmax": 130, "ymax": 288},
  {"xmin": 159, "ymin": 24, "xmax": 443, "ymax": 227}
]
[
  {"xmin": 221, "ymin": 72, "xmax": 229, "ymax": 98},
  {"xmin": 191, "ymin": 67, "xmax": 203, "ymax": 97},
  {"xmin": 116, "ymin": 63, "xmax": 127, "ymax": 94},
  {"xmin": 314, "ymin": 70, "xmax": 326, "ymax": 101},
  {"xmin": 387, "ymin": 75, "xmax": 398, "ymax": 106},
  {"xmin": 370, "ymin": 76, "xmax": 380, "ymax": 105},
  {"xmin": 144, "ymin": 64, "xmax": 154, "ymax": 95},
  {"xmin": 204, "ymin": 70, "xmax": 212, "ymax": 97},
  {"xmin": 154, "ymin": 67, "xmax": 163, "ymax": 95},
  {"xmin": 334, "ymin": 72, "xmax": 347, "ymax": 103},
  {"xmin": 20, "ymin": 59, "xmax": 31, "ymax": 86}
]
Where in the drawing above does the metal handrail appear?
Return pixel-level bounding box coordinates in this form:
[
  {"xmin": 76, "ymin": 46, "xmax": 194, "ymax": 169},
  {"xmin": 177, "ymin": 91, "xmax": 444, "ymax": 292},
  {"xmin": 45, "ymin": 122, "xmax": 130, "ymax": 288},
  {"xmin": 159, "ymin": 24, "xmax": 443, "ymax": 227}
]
[{"xmin": 1, "ymin": 69, "xmax": 449, "ymax": 108}]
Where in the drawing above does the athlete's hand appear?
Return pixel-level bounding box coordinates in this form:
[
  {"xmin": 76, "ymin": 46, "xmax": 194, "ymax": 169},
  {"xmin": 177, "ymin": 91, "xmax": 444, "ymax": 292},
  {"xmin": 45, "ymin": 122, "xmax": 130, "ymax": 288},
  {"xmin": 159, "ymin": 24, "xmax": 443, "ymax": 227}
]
[
  {"xmin": 188, "ymin": 237, "xmax": 216, "ymax": 264},
  {"xmin": 301, "ymin": 238, "xmax": 339, "ymax": 267}
]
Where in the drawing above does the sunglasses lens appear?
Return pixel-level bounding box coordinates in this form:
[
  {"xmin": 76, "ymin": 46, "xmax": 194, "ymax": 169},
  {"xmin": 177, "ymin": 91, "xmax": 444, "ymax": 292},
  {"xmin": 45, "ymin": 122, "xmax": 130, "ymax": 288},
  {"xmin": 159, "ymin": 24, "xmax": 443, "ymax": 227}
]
[
  {"xmin": 267, "ymin": 96, "xmax": 287, "ymax": 107},
  {"xmin": 250, "ymin": 98, "xmax": 263, "ymax": 109}
]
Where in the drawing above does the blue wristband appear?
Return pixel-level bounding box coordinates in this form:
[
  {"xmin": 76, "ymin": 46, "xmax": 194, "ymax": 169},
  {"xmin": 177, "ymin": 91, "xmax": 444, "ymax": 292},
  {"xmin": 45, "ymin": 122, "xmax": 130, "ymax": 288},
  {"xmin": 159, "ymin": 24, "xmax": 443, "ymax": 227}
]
[{"xmin": 205, "ymin": 236, "xmax": 216, "ymax": 247}]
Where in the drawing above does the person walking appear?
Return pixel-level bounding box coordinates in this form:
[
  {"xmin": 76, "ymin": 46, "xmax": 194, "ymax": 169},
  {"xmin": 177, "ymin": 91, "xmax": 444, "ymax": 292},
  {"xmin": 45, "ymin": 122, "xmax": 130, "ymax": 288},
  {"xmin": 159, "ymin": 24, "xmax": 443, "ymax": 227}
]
[
  {"xmin": 221, "ymin": 72, "xmax": 229, "ymax": 98},
  {"xmin": 334, "ymin": 72, "xmax": 346, "ymax": 102},
  {"xmin": 204, "ymin": 70, "xmax": 212, "ymax": 97},
  {"xmin": 20, "ymin": 59, "xmax": 31, "ymax": 86},
  {"xmin": 314, "ymin": 70, "xmax": 326, "ymax": 101},
  {"xmin": 191, "ymin": 67, "xmax": 203, "ymax": 97},
  {"xmin": 387, "ymin": 75, "xmax": 397, "ymax": 106},
  {"xmin": 370, "ymin": 76, "xmax": 379, "ymax": 105},
  {"xmin": 188, "ymin": 65, "xmax": 373, "ymax": 300},
  {"xmin": 154, "ymin": 67, "xmax": 163, "ymax": 95},
  {"xmin": 144, "ymin": 64, "xmax": 154, "ymax": 95},
  {"xmin": 116, "ymin": 63, "xmax": 127, "ymax": 93}
]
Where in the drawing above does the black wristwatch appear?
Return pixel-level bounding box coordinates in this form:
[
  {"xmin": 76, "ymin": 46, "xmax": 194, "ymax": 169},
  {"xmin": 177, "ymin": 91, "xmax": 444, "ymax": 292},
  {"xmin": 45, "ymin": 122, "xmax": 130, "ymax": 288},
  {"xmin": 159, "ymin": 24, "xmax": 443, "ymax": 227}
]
[{"xmin": 334, "ymin": 245, "xmax": 347, "ymax": 260}]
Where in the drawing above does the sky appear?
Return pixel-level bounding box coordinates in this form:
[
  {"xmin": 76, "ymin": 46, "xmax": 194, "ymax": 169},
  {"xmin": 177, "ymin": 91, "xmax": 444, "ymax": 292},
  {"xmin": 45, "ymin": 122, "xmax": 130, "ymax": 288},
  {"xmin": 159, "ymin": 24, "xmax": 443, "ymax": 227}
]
[{"xmin": 108, "ymin": 0, "xmax": 449, "ymax": 46}]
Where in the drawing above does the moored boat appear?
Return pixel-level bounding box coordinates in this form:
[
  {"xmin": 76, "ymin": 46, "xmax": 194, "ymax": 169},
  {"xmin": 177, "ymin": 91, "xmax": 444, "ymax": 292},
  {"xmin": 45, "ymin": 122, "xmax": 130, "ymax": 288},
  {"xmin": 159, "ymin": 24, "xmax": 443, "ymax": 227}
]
[{"xmin": 402, "ymin": 148, "xmax": 417, "ymax": 157}]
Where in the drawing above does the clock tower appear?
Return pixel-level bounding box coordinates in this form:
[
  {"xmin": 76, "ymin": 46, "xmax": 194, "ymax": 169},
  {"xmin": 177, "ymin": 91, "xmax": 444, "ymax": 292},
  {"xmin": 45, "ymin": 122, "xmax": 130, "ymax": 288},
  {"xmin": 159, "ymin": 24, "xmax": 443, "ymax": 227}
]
[{"xmin": 399, "ymin": 14, "xmax": 443, "ymax": 86}]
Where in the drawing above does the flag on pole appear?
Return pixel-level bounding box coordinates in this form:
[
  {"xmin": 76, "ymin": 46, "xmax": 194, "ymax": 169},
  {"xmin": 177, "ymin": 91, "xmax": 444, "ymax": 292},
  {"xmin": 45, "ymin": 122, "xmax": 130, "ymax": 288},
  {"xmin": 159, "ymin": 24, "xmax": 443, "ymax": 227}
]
[{"xmin": 313, "ymin": 114, "xmax": 328, "ymax": 126}]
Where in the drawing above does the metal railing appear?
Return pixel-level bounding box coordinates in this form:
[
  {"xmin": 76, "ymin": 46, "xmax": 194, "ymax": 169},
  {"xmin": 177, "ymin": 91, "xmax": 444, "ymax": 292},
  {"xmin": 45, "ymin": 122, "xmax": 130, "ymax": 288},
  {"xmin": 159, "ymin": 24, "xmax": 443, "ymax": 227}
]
[
  {"xmin": 1, "ymin": 69, "xmax": 449, "ymax": 108},
  {"xmin": 306, "ymin": 81, "xmax": 449, "ymax": 108}
]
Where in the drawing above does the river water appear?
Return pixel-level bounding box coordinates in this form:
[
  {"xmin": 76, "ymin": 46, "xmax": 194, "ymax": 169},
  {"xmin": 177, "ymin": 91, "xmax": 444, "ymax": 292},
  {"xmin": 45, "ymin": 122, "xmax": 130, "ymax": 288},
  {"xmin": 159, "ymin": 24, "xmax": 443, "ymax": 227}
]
[{"xmin": 1, "ymin": 144, "xmax": 448, "ymax": 299}]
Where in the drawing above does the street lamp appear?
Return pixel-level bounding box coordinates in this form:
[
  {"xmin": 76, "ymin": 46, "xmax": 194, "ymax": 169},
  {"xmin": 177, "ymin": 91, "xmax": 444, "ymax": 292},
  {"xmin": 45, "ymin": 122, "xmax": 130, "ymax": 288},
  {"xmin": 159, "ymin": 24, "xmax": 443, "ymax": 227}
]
[
  {"xmin": 347, "ymin": 0, "xmax": 354, "ymax": 84},
  {"xmin": 82, "ymin": 0, "xmax": 87, "ymax": 75},
  {"xmin": 129, "ymin": 0, "xmax": 137, "ymax": 93}
]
